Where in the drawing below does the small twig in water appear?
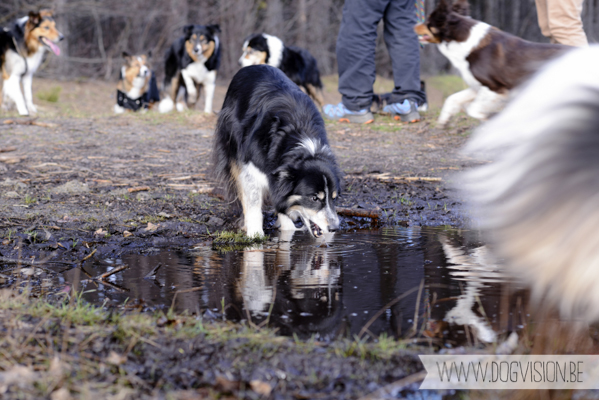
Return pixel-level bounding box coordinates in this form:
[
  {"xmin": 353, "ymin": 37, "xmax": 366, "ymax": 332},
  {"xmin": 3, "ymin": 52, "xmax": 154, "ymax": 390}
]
[
  {"xmin": 143, "ymin": 263, "xmax": 162, "ymax": 280},
  {"xmin": 80, "ymin": 248, "xmax": 96, "ymax": 263},
  {"xmin": 93, "ymin": 265, "xmax": 128, "ymax": 281}
]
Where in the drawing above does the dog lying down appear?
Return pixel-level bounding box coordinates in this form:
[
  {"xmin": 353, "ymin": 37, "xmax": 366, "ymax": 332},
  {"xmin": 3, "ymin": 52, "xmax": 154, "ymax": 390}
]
[
  {"xmin": 460, "ymin": 46, "xmax": 599, "ymax": 322},
  {"xmin": 213, "ymin": 64, "xmax": 340, "ymax": 237}
]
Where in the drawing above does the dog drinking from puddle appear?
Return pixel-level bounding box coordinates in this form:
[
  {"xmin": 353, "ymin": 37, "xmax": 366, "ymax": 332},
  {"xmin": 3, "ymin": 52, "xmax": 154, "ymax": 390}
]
[
  {"xmin": 213, "ymin": 65, "xmax": 340, "ymax": 237},
  {"xmin": 114, "ymin": 52, "xmax": 160, "ymax": 113}
]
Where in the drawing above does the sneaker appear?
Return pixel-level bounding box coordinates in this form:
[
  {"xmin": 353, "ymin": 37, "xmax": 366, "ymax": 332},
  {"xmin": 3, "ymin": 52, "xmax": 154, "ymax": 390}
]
[
  {"xmin": 323, "ymin": 102, "xmax": 374, "ymax": 124},
  {"xmin": 382, "ymin": 99, "xmax": 421, "ymax": 123}
]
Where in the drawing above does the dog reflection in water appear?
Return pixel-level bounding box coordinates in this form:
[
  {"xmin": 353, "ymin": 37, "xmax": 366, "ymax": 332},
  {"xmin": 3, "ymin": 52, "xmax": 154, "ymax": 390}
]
[{"xmin": 238, "ymin": 231, "xmax": 341, "ymax": 330}]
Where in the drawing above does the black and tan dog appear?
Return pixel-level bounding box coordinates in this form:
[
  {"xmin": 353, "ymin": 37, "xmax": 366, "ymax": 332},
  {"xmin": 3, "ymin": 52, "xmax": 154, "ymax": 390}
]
[
  {"xmin": 159, "ymin": 24, "xmax": 221, "ymax": 113},
  {"xmin": 0, "ymin": 10, "xmax": 63, "ymax": 115},
  {"xmin": 214, "ymin": 65, "xmax": 340, "ymax": 237},
  {"xmin": 114, "ymin": 52, "xmax": 160, "ymax": 113}
]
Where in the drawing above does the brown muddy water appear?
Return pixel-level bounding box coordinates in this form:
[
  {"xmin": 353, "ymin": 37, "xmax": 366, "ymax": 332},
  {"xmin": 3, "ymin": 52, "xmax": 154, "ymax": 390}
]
[{"xmin": 61, "ymin": 227, "xmax": 528, "ymax": 344}]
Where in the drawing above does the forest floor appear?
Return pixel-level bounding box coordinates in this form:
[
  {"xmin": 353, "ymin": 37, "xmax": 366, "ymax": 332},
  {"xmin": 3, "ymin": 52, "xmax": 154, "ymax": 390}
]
[{"xmin": 0, "ymin": 75, "xmax": 481, "ymax": 399}]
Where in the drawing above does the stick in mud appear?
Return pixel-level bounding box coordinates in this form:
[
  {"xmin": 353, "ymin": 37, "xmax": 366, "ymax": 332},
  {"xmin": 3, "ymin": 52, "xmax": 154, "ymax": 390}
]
[{"xmin": 336, "ymin": 207, "xmax": 381, "ymax": 220}]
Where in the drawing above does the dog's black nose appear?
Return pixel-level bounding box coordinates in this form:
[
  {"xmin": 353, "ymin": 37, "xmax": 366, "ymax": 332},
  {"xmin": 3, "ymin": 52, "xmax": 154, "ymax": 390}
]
[{"xmin": 59, "ymin": 33, "xmax": 64, "ymax": 41}]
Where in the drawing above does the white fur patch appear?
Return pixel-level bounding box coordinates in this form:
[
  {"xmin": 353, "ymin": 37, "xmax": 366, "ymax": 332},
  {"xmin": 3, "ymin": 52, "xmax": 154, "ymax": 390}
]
[
  {"xmin": 263, "ymin": 34, "xmax": 284, "ymax": 68},
  {"xmin": 238, "ymin": 162, "xmax": 270, "ymax": 236},
  {"xmin": 158, "ymin": 97, "xmax": 174, "ymax": 113},
  {"xmin": 296, "ymin": 137, "xmax": 331, "ymax": 156},
  {"xmin": 438, "ymin": 21, "xmax": 490, "ymax": 88}
]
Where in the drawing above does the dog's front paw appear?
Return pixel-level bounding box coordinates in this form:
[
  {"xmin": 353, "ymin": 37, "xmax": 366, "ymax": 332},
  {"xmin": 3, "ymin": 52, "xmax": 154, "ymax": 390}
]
[
  {"xmin": 158, "ymin": 97, "xmax": 174, "ymax": 113},
  {"xmin": 26, "ymin": 103, "xmax": 37, "ymax": 114},
  {"xmin": 114, "ymin": 104, "xmax": 125, "ymax": 114},
  {"xmin": 436, "ymin": 118, "xmax": 449, "ymax": 129}
]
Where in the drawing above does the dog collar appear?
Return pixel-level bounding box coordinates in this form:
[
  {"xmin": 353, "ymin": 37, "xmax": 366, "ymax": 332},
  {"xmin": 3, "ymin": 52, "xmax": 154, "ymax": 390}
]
[{"xmin": 116, "ymin": 90, "xmax": 148, "ymax": 111}]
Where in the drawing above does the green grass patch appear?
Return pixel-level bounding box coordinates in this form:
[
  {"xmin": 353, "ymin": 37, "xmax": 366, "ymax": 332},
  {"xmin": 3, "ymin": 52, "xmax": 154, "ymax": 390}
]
[
  {"xmin": 212, "ymin": 230, "xmax": 269, "ymax": 252},
  {"xmin": 425, "ymin": 75, "xmax": 468, "ymax": 99},
  {"xmin": 36, "ymin": 86, "xmax": 62, "ymax": 103}
]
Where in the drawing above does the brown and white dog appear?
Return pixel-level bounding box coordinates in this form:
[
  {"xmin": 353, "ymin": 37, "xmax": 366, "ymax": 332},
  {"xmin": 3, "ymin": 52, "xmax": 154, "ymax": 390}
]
[
  {"xmin": 114, "ymin": 52, "xmax": 160, "ymax": 114},
  {"xmin": 415, "ymin": 0, "xmax": 570, "ymax": 127},
  {"xmin": 0, "ymin": 10, "xmax": 63, "ymax": 116}
]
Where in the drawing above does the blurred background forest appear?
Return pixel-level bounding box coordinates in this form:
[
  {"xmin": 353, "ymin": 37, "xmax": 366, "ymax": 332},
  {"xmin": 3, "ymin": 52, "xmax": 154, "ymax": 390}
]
[{"xmin": 2, "ymin": 0, "xmax": 598, "ymax": 82}]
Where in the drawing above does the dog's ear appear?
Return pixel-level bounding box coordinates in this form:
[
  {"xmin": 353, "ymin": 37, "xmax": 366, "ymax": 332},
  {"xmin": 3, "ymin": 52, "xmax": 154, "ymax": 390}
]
[
  {"xmin": 207, "ymin": 24, "xmax": 221, "ymax": 35},
  {"xmin": 28, "ymin": 11, "xmax": 41, "ymax": 27},
  {"xmin": 183, "ymin": 24, "xmax": 195, "ymax": 39},
  {"xmin": 272, "ymin": 167, "xmax": 296, "ymax": 210},
  {"xmin": 451, "ymin": 0, "xmax": 470, "ymax": 16}
]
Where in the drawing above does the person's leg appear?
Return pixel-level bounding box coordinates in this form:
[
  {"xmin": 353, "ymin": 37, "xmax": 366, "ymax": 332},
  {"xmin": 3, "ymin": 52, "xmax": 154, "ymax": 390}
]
[
  {"xmin": 547, "ymin": 0, "xmax": 588, "ymax": 47},
  {"xmin": 535, "ymin": 0, "xmax": 553, "ymax": 40},
  {"xmin": 382, "ymin": 0, "xmax": 426, "ymax": 106},
  {"xmin": 336, "ymin": 0, "xmax": 388, "ymax": 111}
]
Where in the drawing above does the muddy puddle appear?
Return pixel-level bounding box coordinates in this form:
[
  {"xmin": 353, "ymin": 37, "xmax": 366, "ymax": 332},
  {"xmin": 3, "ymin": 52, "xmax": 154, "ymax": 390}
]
[{"xmin": 60, "ymin": 227, "xmax": 528, "ymax": 344}]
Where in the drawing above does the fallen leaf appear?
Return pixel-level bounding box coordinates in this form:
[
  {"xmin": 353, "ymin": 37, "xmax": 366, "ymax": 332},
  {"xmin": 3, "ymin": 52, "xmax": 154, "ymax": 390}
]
[
  {"xmin": 145, "ymin": 222, "xmax": 159, "ymax": 232},
  {"xmin": 105, "ymin": 351, "xmax": 127, "ymax": 366},
  {"xmin": 215, "ymin": 376, "xmax": 240, "ymax": 393},
  {"xmin": 0, "ymin": 365, "xmax": 37, "ymax": 394},
  {"xmin": 50, "ymin": 388, "xmax": 72, "ymax": 400},
  {"xmin": 250, "ymin": 380, "xmax": 272, "ymax": 396},
  {"xmin": 94, "ymin": 228, "xmax": 107, "ymax": 236},
  {"xmin": 123, "ymin": 230, "xmax": 133, "ymax": 238}
]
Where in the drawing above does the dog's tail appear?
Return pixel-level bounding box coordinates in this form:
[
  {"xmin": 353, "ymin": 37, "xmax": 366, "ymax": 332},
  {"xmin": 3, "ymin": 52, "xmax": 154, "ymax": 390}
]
[{"xmin": 460, "ymin": 46, "xmax": 599, "ymax": 322}]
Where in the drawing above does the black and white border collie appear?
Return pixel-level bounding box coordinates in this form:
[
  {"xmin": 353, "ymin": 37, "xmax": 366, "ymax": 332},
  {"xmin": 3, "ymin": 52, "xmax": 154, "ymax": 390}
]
[
  {"xmin": 213, "ymin": 65, "xmax": 340, "ymax": 238},
  {"xmin": 461, "ymin": 46, "xmax": 599, "ymax": 322},
  {"xmin": 0, "ymin": 10, "xmax": 63, "ymax": 116},
  {"xmin": 239, "ymin": 33, "xmax": 325, "ymax": 108},
  {"xmin": 415, "ymin": 0, "xmax": 570, "ymax": 127},
  {"xmin": 114, "ymin": 52, "xmax": 160, "ymax": 113},
  {"xmin": 159, "ymin": 24, "xmax": 221, "ymax": 114}
]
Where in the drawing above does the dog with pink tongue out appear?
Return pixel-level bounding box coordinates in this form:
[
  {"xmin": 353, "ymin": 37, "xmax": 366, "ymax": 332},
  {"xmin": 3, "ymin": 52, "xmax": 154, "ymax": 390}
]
[{"xmin": 0, "ymin": 10, "xmax": 64, "ymax": 116}]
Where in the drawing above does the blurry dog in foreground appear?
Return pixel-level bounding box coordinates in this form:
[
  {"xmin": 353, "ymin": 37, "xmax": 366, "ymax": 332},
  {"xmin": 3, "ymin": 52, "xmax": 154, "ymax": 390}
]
[
  {"xmin": 415, "ymin": 0, "xmax": 569, "ymax": 127},
  {"xmin": 0, "ymin": 10, "xmax": 63, "ymax": 116},
  {"xmin": 460, "ymin": 46, "xmax": 599, "ymax": 322},
  {"xmin": 213, "ymin": 65, "xmax": 340, "ymax": 237},
  {"xmin": 114, "ymin": 52, "xmax": 160, "ymax": 113}
]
